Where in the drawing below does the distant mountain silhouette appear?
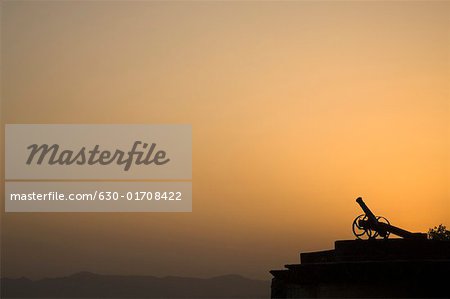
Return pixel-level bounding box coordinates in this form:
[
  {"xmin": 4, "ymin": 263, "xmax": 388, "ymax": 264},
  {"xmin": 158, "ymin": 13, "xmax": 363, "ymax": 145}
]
[{"xmin": 1, "ymin": 271, "xmax": 270, "ymax": 298}]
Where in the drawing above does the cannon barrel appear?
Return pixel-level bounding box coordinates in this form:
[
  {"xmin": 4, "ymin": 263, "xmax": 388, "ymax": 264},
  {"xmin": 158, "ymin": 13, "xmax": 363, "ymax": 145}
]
[{"xmin": 356, "ymin": 197, "xmax": 377, "ymax": 223}]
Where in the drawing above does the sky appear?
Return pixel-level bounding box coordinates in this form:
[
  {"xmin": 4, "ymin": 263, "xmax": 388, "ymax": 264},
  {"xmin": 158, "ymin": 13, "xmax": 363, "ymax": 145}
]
[{"xmin": 1, "ymin": 1, "xmax": 449, "ymax": 280}]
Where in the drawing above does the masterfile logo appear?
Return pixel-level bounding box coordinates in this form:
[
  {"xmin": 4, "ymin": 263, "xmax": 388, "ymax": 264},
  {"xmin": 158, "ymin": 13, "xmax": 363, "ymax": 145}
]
[
  {"xmin": 26, "ymin": 141, "xmax": 171, "ymax": 171},
  {"xmin": 4, "ymin": 125, "xmax": 192, "ymax": 212},
  {"xmin": 5, "ymin": 124, "xmax": 191, "ymax": 179}
]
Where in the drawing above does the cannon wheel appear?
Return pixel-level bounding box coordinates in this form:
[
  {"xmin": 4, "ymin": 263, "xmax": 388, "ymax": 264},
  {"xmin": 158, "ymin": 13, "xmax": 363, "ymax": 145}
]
[
  {"xmin": 352, "ymin": 214, "xmax": 376, "ymax": 239},
  {"xmin": 374, "ymin": 216, "xmax": 390, "ymax": 239}
]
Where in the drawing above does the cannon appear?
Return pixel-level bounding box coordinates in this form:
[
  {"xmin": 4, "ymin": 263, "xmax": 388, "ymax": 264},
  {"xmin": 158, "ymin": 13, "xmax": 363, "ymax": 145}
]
[{"xmin": 352, "ymin": 197, "xmax": 427, "ymax": 240}]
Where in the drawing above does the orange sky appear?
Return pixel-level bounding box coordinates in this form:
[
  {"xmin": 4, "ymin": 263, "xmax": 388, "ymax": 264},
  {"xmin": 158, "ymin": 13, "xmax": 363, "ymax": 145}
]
[{"xmin": 1, "ymin": 1, "xmax": 449, "ymax": 280}]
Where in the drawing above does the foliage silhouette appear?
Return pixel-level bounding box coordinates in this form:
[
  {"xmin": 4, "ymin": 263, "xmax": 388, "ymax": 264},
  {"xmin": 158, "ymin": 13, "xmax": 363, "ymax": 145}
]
[{"xmin": 428, "ymin": 224, "xmax": 450, "ymax": 240}]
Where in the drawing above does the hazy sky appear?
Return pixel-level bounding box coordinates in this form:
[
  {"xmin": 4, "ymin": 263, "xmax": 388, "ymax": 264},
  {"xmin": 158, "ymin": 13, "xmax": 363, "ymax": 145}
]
[{"xmin": 1, "ymin": 1, "xmax": 449, "ymax": 280}]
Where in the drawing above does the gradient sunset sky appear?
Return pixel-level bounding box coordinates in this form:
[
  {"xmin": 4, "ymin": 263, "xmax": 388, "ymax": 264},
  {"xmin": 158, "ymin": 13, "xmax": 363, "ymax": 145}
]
[{"xmin": 1, "ymin": 1, "xmax": 449, "ymax": 280}]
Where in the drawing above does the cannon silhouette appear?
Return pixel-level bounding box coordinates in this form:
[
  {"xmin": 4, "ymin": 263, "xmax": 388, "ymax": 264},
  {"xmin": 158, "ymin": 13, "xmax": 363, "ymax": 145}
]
[{"xmin": 352, "ymin": 197, "xmax": 427, "ymax": 240}]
